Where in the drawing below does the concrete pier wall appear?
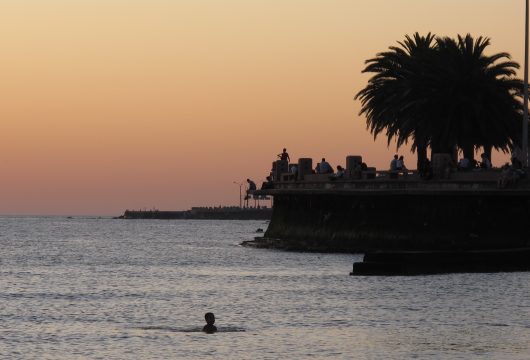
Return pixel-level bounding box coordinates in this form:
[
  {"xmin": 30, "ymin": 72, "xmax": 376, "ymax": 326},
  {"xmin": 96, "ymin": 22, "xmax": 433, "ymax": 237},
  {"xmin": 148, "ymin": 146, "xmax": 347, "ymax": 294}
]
[{"xmin": 256, "ymin": 189, "xmax": 530, "ymax": 252}]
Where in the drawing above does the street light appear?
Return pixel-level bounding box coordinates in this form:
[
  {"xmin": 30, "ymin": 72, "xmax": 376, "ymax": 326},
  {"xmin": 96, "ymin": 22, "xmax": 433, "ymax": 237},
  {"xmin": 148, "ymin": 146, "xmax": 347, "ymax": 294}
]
[
  {"xmin": 522, "ymin": 0, "xmax": 528, "ymax": 167},
  {"xmin": 233, "ymin": 181, "xmax": 243, "ymax": 208}
]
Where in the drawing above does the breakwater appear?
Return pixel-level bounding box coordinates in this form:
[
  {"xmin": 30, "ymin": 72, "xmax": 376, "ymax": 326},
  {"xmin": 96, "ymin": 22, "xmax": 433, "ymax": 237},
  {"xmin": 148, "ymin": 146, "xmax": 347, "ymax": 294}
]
[
  {"xmin": 350, "ymin": 248, "xmax": 530, "ymax": 275},
  {"xmin": 122, "ymin": 207, "xmax": 271, "ymax": 220},
  {"xmin": 244, "ymin": 172, "xmax": 530, "ymax": 253}
]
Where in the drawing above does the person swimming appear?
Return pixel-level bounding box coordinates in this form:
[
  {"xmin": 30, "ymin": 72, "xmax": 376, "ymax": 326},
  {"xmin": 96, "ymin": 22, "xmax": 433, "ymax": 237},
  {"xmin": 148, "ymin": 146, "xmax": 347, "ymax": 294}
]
[{"xmin": 202, "ymin": 312, "xmax": 217, "ymax": 334}]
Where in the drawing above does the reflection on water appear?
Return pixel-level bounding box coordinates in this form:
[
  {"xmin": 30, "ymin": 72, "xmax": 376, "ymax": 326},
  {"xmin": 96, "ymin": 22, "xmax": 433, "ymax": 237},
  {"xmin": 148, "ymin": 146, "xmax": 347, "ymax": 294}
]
[
  {"xmin": 136, "ymin": 326, "xmax": 245, "ymax": 333},
  {"xmin": 0, "ymin": 217, "xmax": 530, "ymax": 359}
]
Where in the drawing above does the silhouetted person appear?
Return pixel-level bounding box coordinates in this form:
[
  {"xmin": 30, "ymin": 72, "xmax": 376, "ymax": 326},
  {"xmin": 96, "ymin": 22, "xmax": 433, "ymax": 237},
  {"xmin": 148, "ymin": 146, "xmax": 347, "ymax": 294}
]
[
  {"xmin": 480, "ymin": 153, "xmax": 492, "ymax": 169},
  {"xmin": 261, "ymin": 176, "xmax": 274, "ymax": 189},
  {"xmin": 397, "ymin": 155, "xmax": 407, "ymax": 171},
  {"xmin": 458, "ymin": 157, "xmax": 470, "ymax": 170},
  {"xmin": 512, "ymin": 155, "xmax": 523, "ymax": 170},
  {"xmin": 422, "ymin": 158, "xmax": 433, "ymax": 180},
  {"xmin": 330, "ymin": 165, "xmax": 344, "ymax": 180},
  {"xmin": 398, "ymin": 155, "xmax": 408, "ymax": 176},
  {"xmin": 336, "ymin": 165, "xmax": 345, "ymax": 178},
  {"xmin": 390, "ymin": 154, "xmax": 398, "ymax": 171},
  {"xmin": 319, "ymin": 158, "xmax": 333, "ymax": 174},
  {"xmin": 203, "ymin": 312, "xmax": 217, "ymax": 334},
  {"xmin": 247, "ymin": 178, "xmax": 256, "ymax": 191},
  {"xmin": 277, "ymin": 148, "xmax": 290, "ymax": 162}
]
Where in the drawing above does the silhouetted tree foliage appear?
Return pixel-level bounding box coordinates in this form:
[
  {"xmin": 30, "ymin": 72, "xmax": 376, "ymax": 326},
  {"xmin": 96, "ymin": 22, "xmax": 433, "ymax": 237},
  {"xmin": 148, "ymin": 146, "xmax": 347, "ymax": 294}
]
[{"xmin": 355, "ymin": 33, "xmax": 525, "ymax": 169}]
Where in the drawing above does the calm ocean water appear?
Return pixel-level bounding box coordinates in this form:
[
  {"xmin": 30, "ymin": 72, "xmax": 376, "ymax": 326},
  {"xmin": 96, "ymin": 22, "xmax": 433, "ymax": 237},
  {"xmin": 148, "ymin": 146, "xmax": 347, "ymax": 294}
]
[{"xmin": 1, "ymin": 217, "xmax": 530, "ymax": 359}]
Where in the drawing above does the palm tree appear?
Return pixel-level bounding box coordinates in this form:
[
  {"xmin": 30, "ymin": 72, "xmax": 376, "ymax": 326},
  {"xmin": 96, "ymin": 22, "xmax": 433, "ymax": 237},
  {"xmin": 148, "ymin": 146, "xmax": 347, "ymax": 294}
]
[
  {"xmin": 356, "ymin": 33, "xmax": 524, "ymax": 169},
  {"xmin": 431, "ymin": 35, "xmax": 523, "ymax": 159},
  {"xmin": 355, "ymin": 32, "xmax": 437, "ymax": 170}
]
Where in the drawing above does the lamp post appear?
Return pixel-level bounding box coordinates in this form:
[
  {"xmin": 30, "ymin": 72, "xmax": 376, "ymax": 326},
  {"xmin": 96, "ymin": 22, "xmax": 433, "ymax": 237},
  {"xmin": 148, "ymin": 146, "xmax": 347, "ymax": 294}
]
[
  {"xmin": 233, "ymin": 181, "xmax": 243, "ymax": 208},
  {"xmin": 521, "ymin": 0, "xmax": 528, "ymax": 167}
]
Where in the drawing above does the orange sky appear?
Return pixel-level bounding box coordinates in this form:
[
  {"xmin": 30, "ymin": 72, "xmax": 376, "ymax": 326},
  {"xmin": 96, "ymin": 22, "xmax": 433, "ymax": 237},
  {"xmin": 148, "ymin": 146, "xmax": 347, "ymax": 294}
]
[{"xmin": 0, "ymin": 0, "xmax": 525, "ymax": 215}]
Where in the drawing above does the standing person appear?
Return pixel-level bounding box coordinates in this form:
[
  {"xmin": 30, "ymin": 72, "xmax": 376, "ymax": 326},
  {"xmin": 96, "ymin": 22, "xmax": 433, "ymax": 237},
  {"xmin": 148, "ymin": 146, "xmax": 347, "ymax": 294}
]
[
  {"xmin": 390, "ymin": 154, "xmax": 399, "ymax": 171},
  {"xmin": 277, "ymin": 148, "xmax": 290, "ymax": 162}
]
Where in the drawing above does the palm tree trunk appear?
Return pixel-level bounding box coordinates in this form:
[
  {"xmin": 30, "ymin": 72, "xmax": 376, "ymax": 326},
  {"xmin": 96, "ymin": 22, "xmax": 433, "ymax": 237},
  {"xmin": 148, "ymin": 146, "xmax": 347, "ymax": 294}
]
[
  {"xmin": 483, "ymin": 145, "xmax": 492, "ymax": 161},
  {"xmin": 462, "ymin": 144, "xmax": 475, "ymax": 162},
  {"xmin": 431, "ymin": 143, "xmax": 454, "ymax": 156},
  {"xmin": 416, "ymin": 141, "xmax": 427, "ymax": 171},
  {"xmin": 452, "ymin": 145, "xmax": 458, "ymax": 163}
]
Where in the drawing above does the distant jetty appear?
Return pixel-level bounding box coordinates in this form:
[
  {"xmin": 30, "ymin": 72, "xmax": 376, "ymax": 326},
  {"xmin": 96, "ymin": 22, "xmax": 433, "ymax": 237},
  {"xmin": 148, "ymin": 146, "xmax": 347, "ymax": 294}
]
[{"xmin": 119, "ymin": 207, "xmax": 271, "ymax": 220}]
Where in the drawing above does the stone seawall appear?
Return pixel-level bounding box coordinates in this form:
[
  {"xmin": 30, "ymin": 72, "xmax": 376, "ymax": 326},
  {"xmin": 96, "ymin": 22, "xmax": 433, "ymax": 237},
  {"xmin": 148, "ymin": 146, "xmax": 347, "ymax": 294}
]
[{"xmin": 244, "ymin": 189, "xmax": 530, "ymax": 253}]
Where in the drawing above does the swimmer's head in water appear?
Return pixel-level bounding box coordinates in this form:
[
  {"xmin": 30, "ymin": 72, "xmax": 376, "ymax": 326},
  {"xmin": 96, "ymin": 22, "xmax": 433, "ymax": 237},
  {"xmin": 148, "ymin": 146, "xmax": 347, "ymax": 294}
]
[{"xmin": 204, "ymin": 312, "xmax": 215, "ymax": 325}]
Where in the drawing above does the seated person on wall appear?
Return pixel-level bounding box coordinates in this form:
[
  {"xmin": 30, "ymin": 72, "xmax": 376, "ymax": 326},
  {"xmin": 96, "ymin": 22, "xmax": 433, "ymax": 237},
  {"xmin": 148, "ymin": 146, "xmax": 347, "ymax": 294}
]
[
  {"xmin": 318, "ymin": 158, "xmax": 333, "ymax": 174},
  {"xmin": 247, "ymin": 178, "xmax": 257, "ymax": 193},
  {"xmin": 389, "ymin": 154, "xmax": 399, "ymax": 178},
  {"xmin": 498, "ymin": 163, "xmax": 518, "ymax": 188},
  {"xmin": 330, "ymin": 165, "xmax": 345, "ymax": 180},
  {"xmin": 421, "ymin": 158, "xmax": 433, "ymax": 180},
  {"xmin": 397, "ymin": 155, "xmax": 408, "ymax": 176},
  {"xmin": 511, "ymin": 156, "xmax": 527, "ymax": 178},
  {"xmin": 390, "ymin": 154, "xmax": 398, "ymax": 171},
  {"xmin": 458, "ymin": 157, "xmax": 470, "ymax": 170},
  {"xmin": 352, "ymin": 163, "xmax": 362, "ymax": 179},
  {"xmin": 480, "ymin": 153, "xmax": 492, "ymax": 170},
  {"xmin": 290, "ymin": 164, "xmax": 298, "ymax": 179},
  {"xmin": 512, "ymin": 155, "xmax": 523, "ymax": 170},
  {"xmin": 261, "ymin": 176, "xmax": 274, "ymax": 190}
]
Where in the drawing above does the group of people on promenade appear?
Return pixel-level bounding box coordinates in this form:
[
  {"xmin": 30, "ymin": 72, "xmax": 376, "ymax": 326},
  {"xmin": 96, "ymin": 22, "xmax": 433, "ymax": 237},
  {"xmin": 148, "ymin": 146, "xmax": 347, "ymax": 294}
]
[
  {"xmin": 389, "ymin": 154, "xmax": 407, "ymax": 172},
  {"xmin": 273, "ymin": 148, "xmax": 348, "ymax": 179},
  {"xmin": 457, "ymin": 153, "xmax": 492, "ymax": 171},
  {"xmin": 275, "ymin": 147, "xmax": 396, "ymax": 181},
  {"xmin": 263, "ymin": 147, "xmax": 530, "ymax": 185},
  {"xmin": 498, "ymin": 155, "xmax": 527, "ymax": 188},
  {"xmin": 314, "ymin": 158, "xmax": 333, "ymax": 175},
  {"xmin": 315, "ymin": 159, "xmax": 346, "ymax": 179}
]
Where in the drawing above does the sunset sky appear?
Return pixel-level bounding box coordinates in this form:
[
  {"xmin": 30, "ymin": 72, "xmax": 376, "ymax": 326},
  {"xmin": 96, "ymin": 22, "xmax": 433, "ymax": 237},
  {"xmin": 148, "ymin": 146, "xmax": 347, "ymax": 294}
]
[{"xmin": 0, "ymin": 0, "xmax": 526, "ymax": 215}]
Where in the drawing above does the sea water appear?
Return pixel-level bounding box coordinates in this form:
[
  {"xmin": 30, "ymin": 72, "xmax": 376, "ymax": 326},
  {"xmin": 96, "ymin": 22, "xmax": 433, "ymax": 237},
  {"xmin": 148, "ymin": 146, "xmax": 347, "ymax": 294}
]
[{"xmin": 1, "ymin": 217, "xmax": 530, "ymax": 359}]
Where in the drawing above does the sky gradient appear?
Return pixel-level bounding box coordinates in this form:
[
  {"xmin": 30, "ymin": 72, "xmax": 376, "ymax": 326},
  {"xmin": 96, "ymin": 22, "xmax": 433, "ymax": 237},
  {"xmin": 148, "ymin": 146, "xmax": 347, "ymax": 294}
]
[{"xmin": 0, "ymin": 0, "xmax": 526, "ymax": 215}]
